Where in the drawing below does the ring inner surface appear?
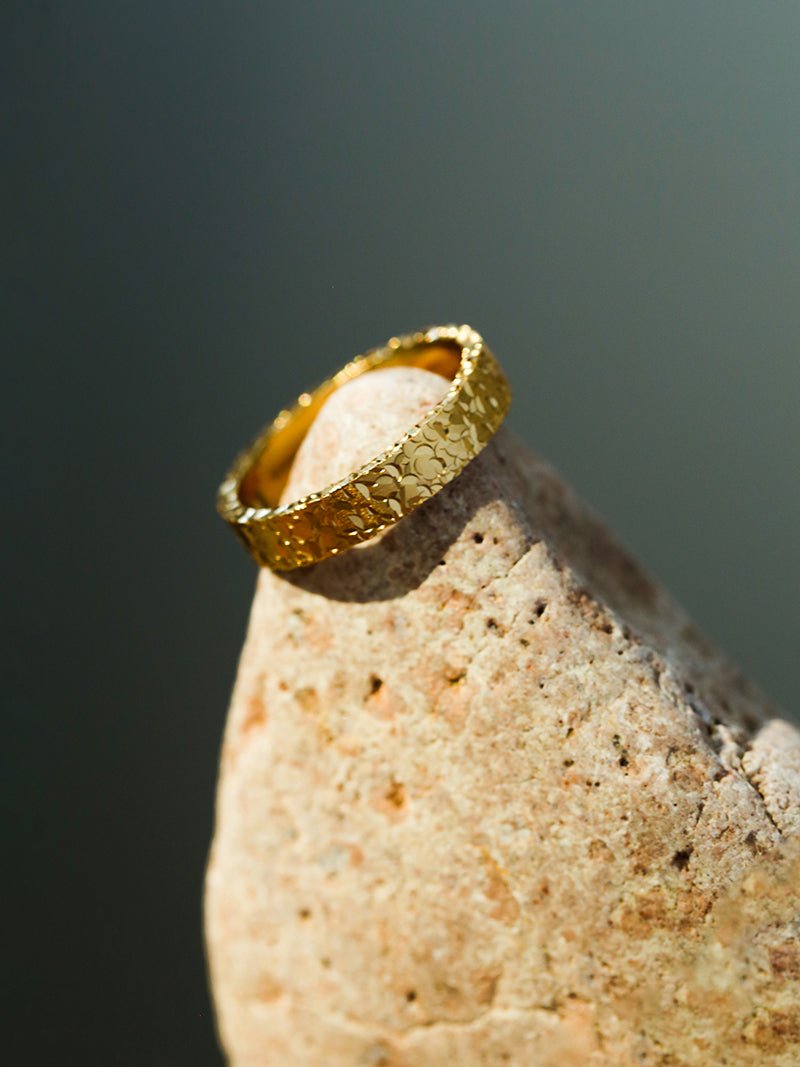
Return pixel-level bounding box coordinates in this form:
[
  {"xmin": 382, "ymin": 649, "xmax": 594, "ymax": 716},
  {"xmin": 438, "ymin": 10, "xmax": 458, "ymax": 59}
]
[{"xmin": 240, "ymin": 340, "xmax": 463, "ymax": 509}]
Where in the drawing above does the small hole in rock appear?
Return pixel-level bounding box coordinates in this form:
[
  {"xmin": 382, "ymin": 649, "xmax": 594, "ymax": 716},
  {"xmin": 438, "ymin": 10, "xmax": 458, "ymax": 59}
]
[
  {"xmin": 369, "ymin": 675, "xmax": 383, "ymax": 695},
  {"xmin": 529, "ymin": 600, "xmax": 547, "ymax": 622},
  {"xmin": 298, "ymin": 907, "xmax": 312, "ymax": 920},
  {"xmin": 473, "ymin": 532, "xmax": 484, "ymax": 544},
  {"xmin": 406, "ymin": 990, "xmax": 417, "ymax": 1002},
  {"xmin": 672, "ymin": 848, "xmax": 693, "ymax": 871}
]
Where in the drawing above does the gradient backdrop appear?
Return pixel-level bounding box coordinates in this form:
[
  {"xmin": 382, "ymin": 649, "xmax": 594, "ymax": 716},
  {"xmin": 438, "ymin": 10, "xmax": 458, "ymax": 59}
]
[{"xmin": 4, "ymin": 3, "xmax": 799, "ymax": 1063}]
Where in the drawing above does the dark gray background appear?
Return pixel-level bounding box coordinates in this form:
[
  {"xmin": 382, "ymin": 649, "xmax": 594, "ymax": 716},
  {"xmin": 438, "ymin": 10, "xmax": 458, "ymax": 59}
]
[{"xmin": 3, "ymin": 2, "xmax": 798, "ymax": 1063}]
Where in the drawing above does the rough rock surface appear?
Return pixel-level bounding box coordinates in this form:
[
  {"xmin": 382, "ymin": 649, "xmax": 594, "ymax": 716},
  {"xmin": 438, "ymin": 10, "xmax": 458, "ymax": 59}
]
[{"xmin": 206, "ymin": 366, "xmax": 800, "ymax": 1066}]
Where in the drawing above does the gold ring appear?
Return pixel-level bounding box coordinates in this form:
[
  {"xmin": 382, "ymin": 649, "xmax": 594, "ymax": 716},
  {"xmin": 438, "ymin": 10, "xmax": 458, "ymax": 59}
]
[{"xmin": 217, "ymin": 324, "xmax": 512, "ymax": 571}]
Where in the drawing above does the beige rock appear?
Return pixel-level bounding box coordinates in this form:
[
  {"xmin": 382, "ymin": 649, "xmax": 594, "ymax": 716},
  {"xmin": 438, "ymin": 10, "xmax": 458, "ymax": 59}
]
[{"xmin": 205, "ymin": 366, "xmax": 800, "ymax": 1066}]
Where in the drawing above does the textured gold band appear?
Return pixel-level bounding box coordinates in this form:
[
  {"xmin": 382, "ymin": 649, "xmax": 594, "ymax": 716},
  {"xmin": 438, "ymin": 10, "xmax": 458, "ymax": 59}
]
[{"xmin": 217, "ymin": 324, "xmax": 512, "ymax": 571}]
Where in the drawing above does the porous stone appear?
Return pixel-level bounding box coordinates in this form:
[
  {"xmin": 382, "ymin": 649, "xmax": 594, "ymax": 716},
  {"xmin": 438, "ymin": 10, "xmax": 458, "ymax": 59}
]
[{"xmin": 205, "ymin": 366, "xmax": 800, "ymax": 1066}]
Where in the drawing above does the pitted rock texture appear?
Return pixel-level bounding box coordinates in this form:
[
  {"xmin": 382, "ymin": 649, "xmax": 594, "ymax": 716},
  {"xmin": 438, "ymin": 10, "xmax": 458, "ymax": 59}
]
[{"xmin": 206, "ymin": 366, "xmax": 800, "ymax": 1066}]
